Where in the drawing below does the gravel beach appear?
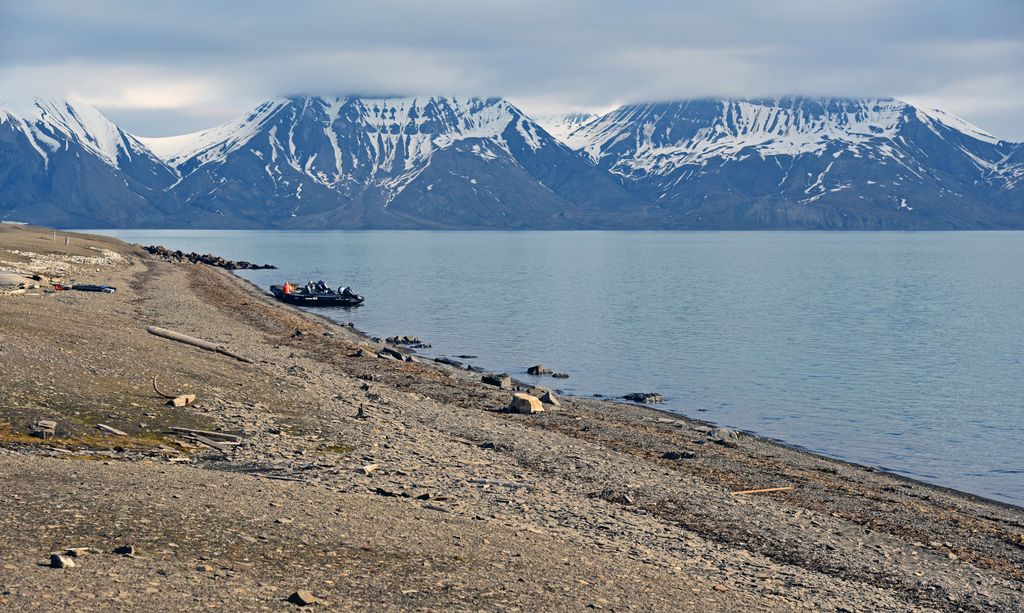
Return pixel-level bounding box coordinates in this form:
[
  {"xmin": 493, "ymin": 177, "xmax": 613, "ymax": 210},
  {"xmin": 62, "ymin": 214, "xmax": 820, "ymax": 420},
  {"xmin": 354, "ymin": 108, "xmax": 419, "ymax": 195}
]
[{"xmin": 1, "ymin": 224, "xmax": 1022, "ymax": 611}]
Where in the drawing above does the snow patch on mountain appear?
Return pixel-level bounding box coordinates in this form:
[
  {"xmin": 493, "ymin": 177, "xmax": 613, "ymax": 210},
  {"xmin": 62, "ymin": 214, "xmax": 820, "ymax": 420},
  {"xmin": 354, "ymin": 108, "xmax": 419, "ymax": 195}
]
[
  {"xmin": 2, "ymin": 97, "xmax": 157, "ymax": 170},
  {"xmin": 533, "ymin": 112, "xmax": 599, "ymax": 145},
  {"xmin": 912, "ymin": 105, "xmax": 1001, "ymax": 145},
  {"xmin": 570, "ymin": 98, "xmax": 917, "ymax": 177},
  {"xmin": 139, "ymin": 95, "xmax": 542, "ymax": 202},
  {"xmin": 139, "ymin": 98, "xmax": 290, "ymax": 167}
]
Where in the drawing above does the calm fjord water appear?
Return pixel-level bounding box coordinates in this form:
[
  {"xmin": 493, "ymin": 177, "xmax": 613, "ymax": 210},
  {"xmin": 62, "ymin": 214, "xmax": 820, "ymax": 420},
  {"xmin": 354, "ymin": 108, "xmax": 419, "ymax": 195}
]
[{"xmin": 102, "ymin": 230, "xmax": 1024, "ymax": 505}]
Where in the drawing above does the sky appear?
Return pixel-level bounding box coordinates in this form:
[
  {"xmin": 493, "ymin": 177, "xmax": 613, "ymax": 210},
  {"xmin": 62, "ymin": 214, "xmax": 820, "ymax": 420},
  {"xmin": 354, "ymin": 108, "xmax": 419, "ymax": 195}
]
[{"xmin": 1, "ymin": 0, "xmax": 1022, "ymax": 139}]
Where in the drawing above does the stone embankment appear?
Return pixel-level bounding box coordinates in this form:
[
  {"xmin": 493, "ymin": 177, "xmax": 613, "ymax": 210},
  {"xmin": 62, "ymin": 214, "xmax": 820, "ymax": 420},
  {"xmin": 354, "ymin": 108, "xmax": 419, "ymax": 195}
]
[{"xmin": 141, "ymin": 244, "xmax": 276, "ymax": 270}]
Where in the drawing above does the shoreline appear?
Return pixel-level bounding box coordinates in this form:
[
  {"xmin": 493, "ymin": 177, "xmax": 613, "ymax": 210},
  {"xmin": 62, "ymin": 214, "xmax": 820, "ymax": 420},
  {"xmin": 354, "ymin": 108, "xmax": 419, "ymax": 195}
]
[
  {"xmin": 2, "ymin": 224, "xmax": 1022, "ymax": 611},
  {"xmin": 223, "ymin": 266, "xmax": 1021, "ymax": 512}
]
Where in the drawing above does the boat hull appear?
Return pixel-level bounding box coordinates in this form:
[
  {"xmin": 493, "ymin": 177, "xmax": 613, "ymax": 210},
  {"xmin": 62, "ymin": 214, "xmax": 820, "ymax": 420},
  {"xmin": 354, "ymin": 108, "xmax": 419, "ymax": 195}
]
[{"xmin": 269, "ymin": 286, "xmax": 364, "ymax": 307}]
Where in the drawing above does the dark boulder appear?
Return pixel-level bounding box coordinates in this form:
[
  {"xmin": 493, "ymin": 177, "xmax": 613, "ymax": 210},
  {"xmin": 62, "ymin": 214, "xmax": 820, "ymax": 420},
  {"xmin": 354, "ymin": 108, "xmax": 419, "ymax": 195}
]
[
  {"xmin": 624, "ymin": 392, "xmax": 664, "ymax": 404},
  {"xmin": 662, "ymin": 451, "xmax": 696, "ymax": 460},
  {"xmin": 527, "ymin": 364, "xmax": 553, "ymax": 376},
  {"xmin": 481, "ymin": 373, "xmax": 512, "ymax": 389}
]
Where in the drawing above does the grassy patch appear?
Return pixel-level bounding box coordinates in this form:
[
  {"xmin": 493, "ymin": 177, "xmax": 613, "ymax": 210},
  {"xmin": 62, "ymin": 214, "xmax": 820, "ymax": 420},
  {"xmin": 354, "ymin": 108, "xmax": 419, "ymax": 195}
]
[
  {"xmin": 0, "ymin": 420, "xmax": 173, "ymax": 452},
  {"xmin": 318, "ymin": 444, "xmax": 356, "ymax": 454}
]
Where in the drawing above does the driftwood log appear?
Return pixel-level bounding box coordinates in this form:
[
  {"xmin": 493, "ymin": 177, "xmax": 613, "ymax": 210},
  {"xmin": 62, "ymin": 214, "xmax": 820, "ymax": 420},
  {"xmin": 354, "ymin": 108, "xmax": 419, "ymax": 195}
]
[
  {"xmin": 731, "ymin": 486, "xmax": 795, "ymax": 496},
  {"xmin": 96, "ymin": 423, "xmax": 127, "ymax": 436},
  {"xmin": 146, "ymin": 326, "xmax": 252, "ymax": 363},
  {"xmin": 170, "ymin": 427, "xmax": 241, "ymax": 443},
  {"xmin": 468, "ymin": 478, "xmax": 533, "ymax": 489}
]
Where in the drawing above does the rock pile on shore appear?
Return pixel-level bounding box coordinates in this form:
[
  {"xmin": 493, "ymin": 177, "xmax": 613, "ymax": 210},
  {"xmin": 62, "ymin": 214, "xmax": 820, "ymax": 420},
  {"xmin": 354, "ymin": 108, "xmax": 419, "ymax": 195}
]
[{"xmin": 141, "ymin": 245, "xmax": 276, "ymax": 270}]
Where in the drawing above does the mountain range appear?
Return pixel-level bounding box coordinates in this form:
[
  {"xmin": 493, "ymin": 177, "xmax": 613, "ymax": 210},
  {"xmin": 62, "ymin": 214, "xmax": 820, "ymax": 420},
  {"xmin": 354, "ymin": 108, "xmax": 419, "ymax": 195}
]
[{"xmin": 1, "ymin": 95, "xmax": 1021, "ymax": 229}]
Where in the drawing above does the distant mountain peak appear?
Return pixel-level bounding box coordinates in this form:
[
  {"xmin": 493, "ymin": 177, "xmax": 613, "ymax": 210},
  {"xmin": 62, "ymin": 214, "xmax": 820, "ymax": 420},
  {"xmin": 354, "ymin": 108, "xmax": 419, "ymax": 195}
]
[
  {"xmin": 1, "ymin": 96, "xmax": 161, "ymax": 170},
  {"xmin": 1, "ymin": 93, "xmax": 1021, "ymax": 230}
]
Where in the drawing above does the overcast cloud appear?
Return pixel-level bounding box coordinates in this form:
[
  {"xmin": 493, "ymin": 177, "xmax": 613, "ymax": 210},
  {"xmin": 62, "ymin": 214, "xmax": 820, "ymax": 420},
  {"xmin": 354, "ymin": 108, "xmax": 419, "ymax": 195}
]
[{"xmin": 1, "ymin": 0, "xmax": 1022, "ymax": 139}]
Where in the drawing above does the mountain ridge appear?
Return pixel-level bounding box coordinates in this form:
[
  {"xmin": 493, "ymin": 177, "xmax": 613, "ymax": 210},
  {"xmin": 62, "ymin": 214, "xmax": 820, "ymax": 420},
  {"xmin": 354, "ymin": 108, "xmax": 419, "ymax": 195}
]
[
  {"xmin": 1, "ymin": 94, "xmax": 1020, "ymax": 229},
  {"xmin": 559, "ymin": 97, "xmax": 1023, "ymax": 228}
]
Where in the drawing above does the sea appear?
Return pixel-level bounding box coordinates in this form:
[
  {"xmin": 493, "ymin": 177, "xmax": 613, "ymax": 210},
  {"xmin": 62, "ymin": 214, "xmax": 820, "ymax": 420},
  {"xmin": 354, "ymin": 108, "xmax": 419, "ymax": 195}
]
[{"xmin": 98, "ymin": 230, "xmax": 1024, "ymax": 506}]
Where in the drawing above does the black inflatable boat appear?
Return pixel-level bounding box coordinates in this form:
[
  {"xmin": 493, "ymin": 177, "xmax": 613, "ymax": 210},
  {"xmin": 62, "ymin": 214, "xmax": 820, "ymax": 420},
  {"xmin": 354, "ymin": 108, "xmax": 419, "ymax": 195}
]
[{"xmin": 269, "ymin": 282, "xmax": 364, "ymax": 307}]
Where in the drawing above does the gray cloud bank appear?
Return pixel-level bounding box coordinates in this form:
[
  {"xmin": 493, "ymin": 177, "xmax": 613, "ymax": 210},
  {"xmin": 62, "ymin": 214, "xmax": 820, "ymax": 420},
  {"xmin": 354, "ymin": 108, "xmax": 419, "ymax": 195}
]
[{"xmin": 1, "ymin": 0, "xmax": 1022, "ymax": 139}]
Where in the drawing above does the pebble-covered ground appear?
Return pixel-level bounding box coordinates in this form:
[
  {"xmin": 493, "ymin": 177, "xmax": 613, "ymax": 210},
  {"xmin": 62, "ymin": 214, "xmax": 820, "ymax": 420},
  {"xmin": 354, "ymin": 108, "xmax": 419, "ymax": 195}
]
[{"xmin": 1, "ymin": 224, "xmax": 1022, "ymax": 611}]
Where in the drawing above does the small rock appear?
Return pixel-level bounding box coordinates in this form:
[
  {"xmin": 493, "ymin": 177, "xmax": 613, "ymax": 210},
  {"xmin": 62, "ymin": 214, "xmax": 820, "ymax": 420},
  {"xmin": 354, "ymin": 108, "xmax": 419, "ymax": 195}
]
[
  {"xmin": 551, "ymin": 372, "xmax": 570, "ymax": 379},
  {"xmin": 50, "ymin": 553, "xmax": 75, "ymax": 568},
  {"xmin": 527, "ymin": 364, "xmax": 552, "ymax": 376},
  {"xmin": 377, "ymin": 347, "xmax": 405, "ymax": 361},
  {"xmin": 288, "ymin": 590, "xmax": 323, "ymax": 606},
  {"xmin": 708, "ymin": 427, "xmax": 739, "ymax": 440},
  {"xmin": 662, "ymin": 451, "xmax": 696, "ymax": 460},
  {"xmin": 169, "ymin": 394, "xmax": 196, "ymax": 407},
  {"xmin": 481, "ymin": 373, "xmax": 512, "ymax": 389},
  {"xmin": 540, "ymin": 391, "xmax": 561, "ymax": 406},
  {"xmin": 65, "ymin": 547, "xmax": 92, "ymax": 557},
  {"xmin": 508, "ymin": 393, "xmax": 544, "ymax": 415},
  {"xmin": 112, "ymin": 545, "xmax": 135, "ymax": 556}
]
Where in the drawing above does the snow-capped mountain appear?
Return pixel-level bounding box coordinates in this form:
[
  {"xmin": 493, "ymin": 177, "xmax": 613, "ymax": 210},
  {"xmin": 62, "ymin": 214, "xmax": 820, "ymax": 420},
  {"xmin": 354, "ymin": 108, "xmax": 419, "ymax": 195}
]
[
  {"xmin": 3, "ymin": 97, "xmax": 170, "ymax": 173},
  {"xmin": 533, "ymin": 112, "xmax": 599, "ymax": 144},
  {"xmin": 558, "ymin": 97, "xmax": 1023, "ymax": 228},
  {"xmin": 0, "ymin": 95, "xmax": 1021, "ymax": 229},
  {"xmin": 136, "ymin": 95, "xmax": 638, "ymax": 228},
  {"xmin": 0, "ymin": 98, "xmax": 176, "ymax": 226}
]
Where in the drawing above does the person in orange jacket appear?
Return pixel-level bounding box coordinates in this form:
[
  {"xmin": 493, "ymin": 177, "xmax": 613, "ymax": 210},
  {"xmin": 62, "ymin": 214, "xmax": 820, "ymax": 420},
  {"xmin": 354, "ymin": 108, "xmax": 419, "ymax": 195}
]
[{"xmin": 283, "ymin": 282, "xmax": 293, "ymax": 295}]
